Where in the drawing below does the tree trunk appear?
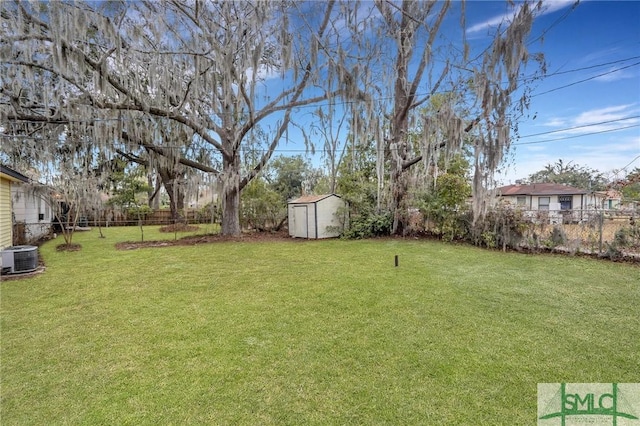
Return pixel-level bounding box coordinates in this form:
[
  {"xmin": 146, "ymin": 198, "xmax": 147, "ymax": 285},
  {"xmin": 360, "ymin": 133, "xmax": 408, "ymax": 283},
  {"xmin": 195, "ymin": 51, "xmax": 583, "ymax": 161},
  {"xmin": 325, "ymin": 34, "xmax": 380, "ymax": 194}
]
[
  {"xmin": 159, "ymin": 169, "xmax": 184, "ymax": 224},
  {"xmin": 221, "ymin": 153, "xmax": 242, "ymax": 236},
  {"xmin": 149, "ymin": 173, "xmax": 161, "ymax": 210},
  {"xmin": 390, "ymin": 157, "xmax": 409, "ymax": 235}
]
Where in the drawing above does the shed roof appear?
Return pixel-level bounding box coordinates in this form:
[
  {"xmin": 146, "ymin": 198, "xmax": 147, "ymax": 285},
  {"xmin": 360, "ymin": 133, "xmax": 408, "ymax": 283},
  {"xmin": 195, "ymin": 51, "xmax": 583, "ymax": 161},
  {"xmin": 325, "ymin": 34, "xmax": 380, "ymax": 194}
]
[
  {"xmin": 288, "ymin": 194, "xmax": 341, "ymax": 204},
  {"xmin": 0, "ymin": 165, "xmax": 29, "ymax": 183},
  {"xmin": 497, "ymin": 183, "xmax": 590, "ymax": 196}
]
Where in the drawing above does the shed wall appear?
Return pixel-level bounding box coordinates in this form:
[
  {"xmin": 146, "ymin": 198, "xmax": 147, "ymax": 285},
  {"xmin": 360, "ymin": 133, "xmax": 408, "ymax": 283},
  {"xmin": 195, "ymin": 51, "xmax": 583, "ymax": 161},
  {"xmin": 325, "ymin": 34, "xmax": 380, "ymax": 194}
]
[
  {"xmin": 316, "ymin": 197, "xmax": 344, "ymax": 238},
  {"xmin": 288, "ymin": 195, "xmax": 345, "ymax": 239}
]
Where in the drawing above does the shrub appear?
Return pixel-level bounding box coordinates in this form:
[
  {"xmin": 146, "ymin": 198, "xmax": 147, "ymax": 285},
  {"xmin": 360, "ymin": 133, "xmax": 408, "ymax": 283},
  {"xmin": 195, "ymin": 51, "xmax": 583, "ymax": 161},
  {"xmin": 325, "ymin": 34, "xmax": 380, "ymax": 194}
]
[
  {"xmin": 472, "ymin": 208, "xmax": 531, "ymax": 250},
  {"xmin": 342, "ymin": 211, "xmax": 393, "ymax": 239},
  {"xmin": 127, "ymin": 204, "xmax": 153, "ymax": 219}
]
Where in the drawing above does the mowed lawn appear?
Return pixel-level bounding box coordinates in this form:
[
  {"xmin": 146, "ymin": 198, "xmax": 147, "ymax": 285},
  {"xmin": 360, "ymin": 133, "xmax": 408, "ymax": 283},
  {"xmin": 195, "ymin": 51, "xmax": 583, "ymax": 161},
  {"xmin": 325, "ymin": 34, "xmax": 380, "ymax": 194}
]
[{"xmin": 1, "ymin": 227, "xmax": 639, "ymax": 425}]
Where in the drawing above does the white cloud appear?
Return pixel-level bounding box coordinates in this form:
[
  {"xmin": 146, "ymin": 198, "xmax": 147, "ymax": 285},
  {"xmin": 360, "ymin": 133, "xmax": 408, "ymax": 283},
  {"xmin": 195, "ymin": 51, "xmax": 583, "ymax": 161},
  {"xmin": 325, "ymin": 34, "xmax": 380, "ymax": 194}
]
[
  {"xmin": 575, "ymin": 104, "xmax": 634, "ymax": 123},
  {"xmin": 593, "ymin": 67, "xmax": 635, "ymax": 82},
  {"xmin": 467, "ymin": 0, "xmax": 576, "ymax": 35},
  {"xmin": 540, "ymin": 104, "xmax": 640, "ymax": 135},
  {"xmin": 245, "ymin": 64, "xmax": 281, "ymax": 83},
  {"xmin": 542, "ymin": 118, "xmax": 567, "ymax": 127}
]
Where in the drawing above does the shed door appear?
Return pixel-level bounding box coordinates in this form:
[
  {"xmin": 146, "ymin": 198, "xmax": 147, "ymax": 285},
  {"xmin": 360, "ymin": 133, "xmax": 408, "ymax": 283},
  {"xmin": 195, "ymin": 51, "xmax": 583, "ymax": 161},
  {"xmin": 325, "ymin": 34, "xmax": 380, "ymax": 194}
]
[{"xmin": 293, "ymin": 205, "xmax": 308, "ymax": 238}]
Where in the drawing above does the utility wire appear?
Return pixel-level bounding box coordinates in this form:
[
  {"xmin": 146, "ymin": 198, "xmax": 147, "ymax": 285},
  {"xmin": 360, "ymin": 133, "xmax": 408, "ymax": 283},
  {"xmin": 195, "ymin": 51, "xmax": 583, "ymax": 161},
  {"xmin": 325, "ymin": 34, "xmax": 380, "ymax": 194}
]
[
  {"xmin": 518, "ymin": 115, "xmax": 640, "ymax": 138},
  {"xmin": 4, "ymin": 114, "xmax": 639, "ymax": 146},
  {"xmin": 513, "ymin": 124, "xmax": 640, "ymax": 145},
  {"xmin": 619, "ymin": 154, "xmax": 640, "ymax": 171},
  {"xmin": 532, "ymin": 61, "xmax": 640, "ymax": 97},
  {"xmin": 3, "ymin": 123, "xmax": 637, "ymax": 152},
  {"xmin": 544, "ymin": 55, "xmax": 640, "ymax": 78},
  {"xmin": 3, "ymin": 55, "xmax": 639, "ymax": 123}
]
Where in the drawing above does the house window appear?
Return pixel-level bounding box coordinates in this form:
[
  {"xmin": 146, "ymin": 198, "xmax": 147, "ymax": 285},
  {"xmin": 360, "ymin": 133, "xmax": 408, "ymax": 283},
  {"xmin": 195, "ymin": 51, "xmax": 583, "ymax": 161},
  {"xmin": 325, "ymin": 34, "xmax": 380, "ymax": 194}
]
[
  {"xmin": 516, "ymin": 196, "xmax": 527, "ymax": 206},
  {"xmin": 538, "ymin": 197, "xmax": 550, "ymax": 210},
  {"xmin": 558, "ymin": 195, "xmax": 572, "ymax": 210}
]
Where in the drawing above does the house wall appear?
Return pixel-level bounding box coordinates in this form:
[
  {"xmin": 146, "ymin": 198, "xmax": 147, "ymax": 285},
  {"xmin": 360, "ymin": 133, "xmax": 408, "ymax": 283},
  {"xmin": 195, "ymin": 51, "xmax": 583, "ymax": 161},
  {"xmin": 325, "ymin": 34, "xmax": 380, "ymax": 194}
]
[
  {"xmin": 604, "ymin": 198, "xmax": 621, "ymax": 209},
  {"xmin": 11, "ymin": 186, "xmax": 53, "ymax": 244},
  {"xmin": 0, "ymin": 176, "xmax": 13, "ymax": 252},
  {"xmin": 500, "ymin": 194, "xmax": 612, "ymax": 211}
]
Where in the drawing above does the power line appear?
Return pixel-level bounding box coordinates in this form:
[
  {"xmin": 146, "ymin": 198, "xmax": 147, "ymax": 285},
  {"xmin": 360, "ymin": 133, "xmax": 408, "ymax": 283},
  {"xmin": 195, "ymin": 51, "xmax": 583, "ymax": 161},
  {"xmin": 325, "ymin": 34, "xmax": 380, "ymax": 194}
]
[
  {"xmin": 4, "ymin": 113, "xmax": 639, "ymax": 144},
  {"xmin": 544, "ymin": 55, "xmax": 640, "ymax": 78},
  {"xmin": 518, "ymin": 115, "xmax": 640, "ymax": 138},
  {"xmin": 3, "ymin": 121, "xmax": 637, "ymax": 152},
  {"xmin": 513, "ymin": 124, "xmax": 640, "ymax": 145},
  {"xmin": 619, "ymin": 154, "xmax": 640, "ymax": 171},
  {"xmin": 4, "ymin": 53, "xmax": 639, "ymax": 125},
  {"xmin": 532, "ymin": 61, "xmax": 640, "ymax": 97}
]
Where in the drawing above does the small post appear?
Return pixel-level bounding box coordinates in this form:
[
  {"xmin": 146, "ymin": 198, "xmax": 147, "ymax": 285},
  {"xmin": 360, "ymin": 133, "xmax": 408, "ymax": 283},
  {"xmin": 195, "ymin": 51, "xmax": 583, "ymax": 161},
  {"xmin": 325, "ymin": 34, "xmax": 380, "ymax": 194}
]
[
  {"xmin": 395, "ymin": 255, "xmax": 399, "ymax": 267},
  {"xmin": 598, "ymin": 211, "xmax": 604, "ymax": 255}
]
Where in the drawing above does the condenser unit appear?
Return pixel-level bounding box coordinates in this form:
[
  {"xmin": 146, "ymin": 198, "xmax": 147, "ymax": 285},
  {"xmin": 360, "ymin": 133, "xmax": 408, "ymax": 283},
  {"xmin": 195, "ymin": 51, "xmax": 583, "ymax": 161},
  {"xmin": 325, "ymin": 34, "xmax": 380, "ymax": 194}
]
[{"xmin": 1, "ymin": 245, "xmax": 39, "ymax": 275}]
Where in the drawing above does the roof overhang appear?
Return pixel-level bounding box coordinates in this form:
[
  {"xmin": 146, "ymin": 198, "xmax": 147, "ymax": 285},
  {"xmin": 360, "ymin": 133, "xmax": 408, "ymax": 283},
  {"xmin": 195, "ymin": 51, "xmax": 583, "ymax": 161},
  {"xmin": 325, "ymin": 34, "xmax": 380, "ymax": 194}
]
[{"xmin": 0, "ymin": 165, "xmax": 29, "ymax": 183}]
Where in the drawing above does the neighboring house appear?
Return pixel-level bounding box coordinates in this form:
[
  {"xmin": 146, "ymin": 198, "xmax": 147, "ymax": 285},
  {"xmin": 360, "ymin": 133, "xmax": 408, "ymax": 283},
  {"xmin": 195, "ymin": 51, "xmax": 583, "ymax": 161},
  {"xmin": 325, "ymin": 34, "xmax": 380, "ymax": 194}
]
[
  {"xmin": 11, "ymin": 183, "xmax": 54, "ymax": 244},
  {"xmin": 0, "ymin": 165, "xmax": 29, "ymax": 254},
  {"xmin": 596, "ymin": 189, "xmax": 622, "ymax": 210},
  {"xmin": 496, "ymin": 182, "xmax": 608, "ymax": 223},
  {"xmin": 288, "ymin": 194, "xmax": 346, "ymax": 239}
]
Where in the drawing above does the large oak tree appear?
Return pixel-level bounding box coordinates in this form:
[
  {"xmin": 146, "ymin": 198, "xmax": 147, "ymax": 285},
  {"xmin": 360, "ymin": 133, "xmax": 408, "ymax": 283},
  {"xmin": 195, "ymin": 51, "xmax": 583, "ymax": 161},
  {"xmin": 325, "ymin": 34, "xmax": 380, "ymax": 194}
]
[{"xmin": 1, "ymin": 0, "xmax": 344, "ymax": 236}]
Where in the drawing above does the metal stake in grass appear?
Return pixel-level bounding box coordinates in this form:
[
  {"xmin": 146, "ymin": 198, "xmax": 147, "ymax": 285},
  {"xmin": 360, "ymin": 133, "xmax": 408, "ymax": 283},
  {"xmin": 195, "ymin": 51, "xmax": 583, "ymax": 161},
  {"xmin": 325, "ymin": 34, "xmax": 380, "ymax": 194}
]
[{"xmin": 395, "ymin": 255, "xmax": 399, "ymax": 267}]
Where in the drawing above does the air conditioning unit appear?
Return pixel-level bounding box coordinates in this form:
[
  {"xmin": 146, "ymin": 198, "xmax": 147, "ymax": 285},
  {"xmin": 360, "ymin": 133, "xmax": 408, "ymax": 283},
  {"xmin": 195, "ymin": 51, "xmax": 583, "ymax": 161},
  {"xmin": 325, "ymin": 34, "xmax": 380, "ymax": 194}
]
[{"xmin": 1, "ymin": 245, "xmax": 39, "ymax": 275}]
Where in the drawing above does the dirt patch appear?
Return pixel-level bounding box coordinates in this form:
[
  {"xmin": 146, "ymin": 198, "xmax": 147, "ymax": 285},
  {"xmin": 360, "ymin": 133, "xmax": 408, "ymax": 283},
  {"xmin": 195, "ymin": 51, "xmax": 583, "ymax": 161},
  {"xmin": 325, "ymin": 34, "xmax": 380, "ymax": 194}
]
[
  {"xmin": 56, "ymin": 243, "xmax": 82, "ymax": 252},
  {"xmin": 159, "ymin": 224, "xmax": 200, "ymax": 233},
  {"xmin": 115, "ymin": 230, "xmax": 295, "ymax": 250}
]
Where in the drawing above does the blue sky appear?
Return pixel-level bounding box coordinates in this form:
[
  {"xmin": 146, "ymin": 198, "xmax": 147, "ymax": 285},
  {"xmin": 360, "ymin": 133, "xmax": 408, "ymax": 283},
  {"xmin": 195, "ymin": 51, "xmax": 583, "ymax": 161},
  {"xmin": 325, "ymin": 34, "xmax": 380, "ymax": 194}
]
[
  {"xmin": 468, "ymin": 0, "xmax": 640, "ymax": 184},
  {"xmin": 77, "ymin": 2, "xmax": 640, "ymax": 187},
  {"xmin": 259, "ymin": 1, "xmax": 639, "ymax": 185}
]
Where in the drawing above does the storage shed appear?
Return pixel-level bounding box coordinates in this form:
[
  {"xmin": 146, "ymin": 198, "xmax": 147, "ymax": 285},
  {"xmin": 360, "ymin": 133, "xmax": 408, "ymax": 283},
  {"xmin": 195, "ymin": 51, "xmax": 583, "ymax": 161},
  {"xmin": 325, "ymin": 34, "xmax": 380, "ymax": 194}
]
[{"xmin": 288, "ymin": 194, "xmax": 346, "ymax": 239}]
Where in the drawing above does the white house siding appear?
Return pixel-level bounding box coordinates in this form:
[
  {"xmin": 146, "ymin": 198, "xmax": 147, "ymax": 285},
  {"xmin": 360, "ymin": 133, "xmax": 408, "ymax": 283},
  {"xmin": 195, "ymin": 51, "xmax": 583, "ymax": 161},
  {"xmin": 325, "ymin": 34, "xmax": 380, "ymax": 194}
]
[
  {"xmin": 501, "ymin": 194, "xmax": 608, "ymax": 211},
  {"xmin": 11, "ymin": 186, "xmax": 53, "ymax": 244}
]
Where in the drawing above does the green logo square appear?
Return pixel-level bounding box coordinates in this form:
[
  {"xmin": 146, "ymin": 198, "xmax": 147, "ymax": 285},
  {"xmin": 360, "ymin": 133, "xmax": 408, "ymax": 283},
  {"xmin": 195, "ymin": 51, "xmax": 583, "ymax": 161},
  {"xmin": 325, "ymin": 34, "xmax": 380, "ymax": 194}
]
[{"xmin": 538, "ymin": 383, "xmax": 640, "ymax": 425}]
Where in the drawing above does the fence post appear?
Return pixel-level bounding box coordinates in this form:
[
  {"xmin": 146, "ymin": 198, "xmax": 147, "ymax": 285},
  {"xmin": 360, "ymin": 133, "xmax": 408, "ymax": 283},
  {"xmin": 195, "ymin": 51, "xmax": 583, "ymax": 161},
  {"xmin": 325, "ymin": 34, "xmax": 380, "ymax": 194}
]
[{"xmin": 598, "ymin": 211, "xmax": 604, "ymax": 255}]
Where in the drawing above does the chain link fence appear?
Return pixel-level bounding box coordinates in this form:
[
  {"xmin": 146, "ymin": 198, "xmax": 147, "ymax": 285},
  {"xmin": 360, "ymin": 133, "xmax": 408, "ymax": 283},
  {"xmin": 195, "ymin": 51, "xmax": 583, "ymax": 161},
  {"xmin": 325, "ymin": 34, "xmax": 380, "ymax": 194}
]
[
  {"xmin": 12, "ymin": 208, "xmax": 223, "ymax": 246},
  {"xmin": 417, "ymin": 208, "xmax": 639, "ymax": 261},
  {"xmin": 504, "ymin": 209, "xmax": 638, "ymax": 258}
]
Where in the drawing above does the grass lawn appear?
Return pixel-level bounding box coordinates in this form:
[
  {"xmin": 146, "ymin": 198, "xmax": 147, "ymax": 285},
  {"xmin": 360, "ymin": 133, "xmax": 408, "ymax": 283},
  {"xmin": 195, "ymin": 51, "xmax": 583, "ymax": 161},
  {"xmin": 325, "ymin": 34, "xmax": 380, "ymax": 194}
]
[{"xmin": 1, "ymin": 227, "xmax": 639, "ymax": 424}]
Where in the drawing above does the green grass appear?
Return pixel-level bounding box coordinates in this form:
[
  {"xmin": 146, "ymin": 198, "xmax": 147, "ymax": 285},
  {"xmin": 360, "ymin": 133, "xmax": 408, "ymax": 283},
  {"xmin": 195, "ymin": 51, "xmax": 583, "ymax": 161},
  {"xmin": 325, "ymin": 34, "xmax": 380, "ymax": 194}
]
[{"xmin": 2, "ymin": 227, "xmax": 639, "ymax": 424}]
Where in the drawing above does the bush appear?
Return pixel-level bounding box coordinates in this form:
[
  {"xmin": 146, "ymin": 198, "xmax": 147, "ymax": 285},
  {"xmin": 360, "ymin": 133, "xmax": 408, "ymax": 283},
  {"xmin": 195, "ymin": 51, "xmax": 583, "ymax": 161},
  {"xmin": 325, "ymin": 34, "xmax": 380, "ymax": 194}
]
[
  {"xmin": 473, "ymin": 208, "xmax": 531, "ymax": 249},
  {"xmin": 197, "ymin": 202, "xmax": 221, "ymax": 224},
  {"xmin": 549, "ymin": 225, "xmax": 567, "ymax": 248},
  {"xmin": 127, "ymin": 204, "xmax": 153, "ymax": 219},
  {"xmin": 604, "ymin": 225, "xmax": 640, "ymax": 260},
  {"xmin": 342, "ymin": 211, "xmax": 393, "ymax": 239}
]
